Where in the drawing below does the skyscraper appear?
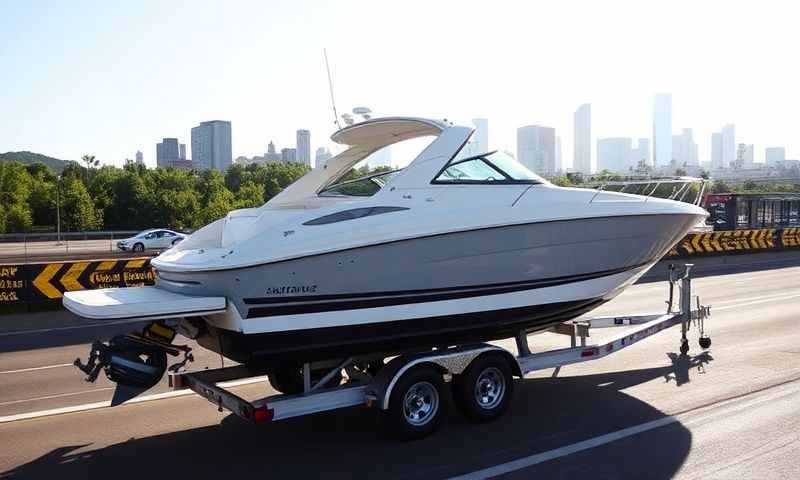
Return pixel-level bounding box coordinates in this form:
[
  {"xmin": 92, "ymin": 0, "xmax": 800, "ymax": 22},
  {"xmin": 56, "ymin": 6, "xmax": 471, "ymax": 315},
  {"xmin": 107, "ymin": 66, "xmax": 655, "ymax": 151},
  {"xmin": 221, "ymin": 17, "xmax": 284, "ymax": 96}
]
[
  {"xmin": 597, "ymin": 138, "xmax": 633, "ymax": 173},
  {"xmin": 517, "ymin": 125, "xmax": 556, "ymax": 175},
  {"xmin": 156, "ymin": 138, "xmax": 180, "ymax": 168},
  {"xmin": 711, "ymin": 132, "xmax": 723, "ymax": 170},
  {"xmin": 179, "ymin": 144, "xmax": 186, "ymax": 161},
  {"xmin": 135, "ymin": 150, "xmax": 143, "ymax": 164},
  {"xmin": 472, "ymin": 118, "xmax": 489, "ymax": 154},
  {"xmin": 721, "ymin": 124, "xmax": 736, "ymax": 168},
  {"xmin": 555, "ymin": 136, "xmax": 562, "ymax": 172},
  {"xmin": 736, "ymin": 144, "xmax": 754, "ymax": 168},
  {"xmin": 191, "ymin": 120, "xmax": 232, "ymax": 171},
  {"xmin": 671, "ymin": 128, "xmax": 698, "ymax": 166},
  {"xmin": 315, "ymin": 147, "xmax": 333, "ymax": 165},
  {"xmin": 765, "ymin": 147, "xmax": 786, "ymax": 166},
  {"xmin": 573, "ymin": 103, "xmax": 591, "ymax": 174},
  {"xmin": 653, "ymin": 94, "xmax": 672, "ymax": 167},
  {"xmin": 281, "ymin": 148, "xmax": 297, "ymax": 162},
  {"xmin": 296, "ymin": 129, "xmax": 311, "ymax": 166}
]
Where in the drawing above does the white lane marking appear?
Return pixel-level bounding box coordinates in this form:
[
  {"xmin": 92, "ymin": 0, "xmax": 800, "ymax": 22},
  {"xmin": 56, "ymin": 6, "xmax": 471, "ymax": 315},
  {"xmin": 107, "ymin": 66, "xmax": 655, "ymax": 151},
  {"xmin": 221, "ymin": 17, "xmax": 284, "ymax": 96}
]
[
  {"xmin": 0, "ymin": 388, "xmax": 114, "ymax": 406},
  {"xmin": 712, "ymin": 290, "xmax": 800, "ymax": 306},
  {"xmin": 0, "ymin": 319, "xmax": 146, "ymax": 337},
  {"xmin": 0, "ymin": 363, "xmax": 73, "ymax": 375},
  {"xmin": 0, "ymin": 376, "xmax": 268, "ymax": 423},
  {"xmin": 715, "ymin": 292, "xmax": 800, "ymax": 311},
  {"xmin": 451, "ymin": 380, "xmax": 800, "ymax": 480}
]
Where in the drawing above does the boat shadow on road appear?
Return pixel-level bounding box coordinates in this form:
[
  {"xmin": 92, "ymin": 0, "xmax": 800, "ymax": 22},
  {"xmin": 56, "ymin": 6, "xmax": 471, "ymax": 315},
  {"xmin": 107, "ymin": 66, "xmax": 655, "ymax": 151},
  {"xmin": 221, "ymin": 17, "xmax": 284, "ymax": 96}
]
[{"xmin": 1, "ymin": 352, "xmax": 713, "ymax": 480}]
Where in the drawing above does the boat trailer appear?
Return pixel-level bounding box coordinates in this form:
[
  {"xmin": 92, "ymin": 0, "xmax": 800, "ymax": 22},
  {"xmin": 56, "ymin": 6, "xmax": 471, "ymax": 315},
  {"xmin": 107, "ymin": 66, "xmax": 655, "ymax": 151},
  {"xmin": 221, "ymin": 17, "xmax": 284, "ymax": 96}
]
[{"xmin": 160, "ymin": 263, "xmax": 711, "ymax": 439}]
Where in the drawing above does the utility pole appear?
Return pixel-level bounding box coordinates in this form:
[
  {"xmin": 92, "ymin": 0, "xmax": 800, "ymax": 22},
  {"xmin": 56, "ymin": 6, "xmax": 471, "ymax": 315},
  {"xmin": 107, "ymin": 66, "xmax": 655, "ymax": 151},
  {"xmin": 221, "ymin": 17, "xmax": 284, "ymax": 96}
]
[{"xmin": 56, "ymin": 175, "xmax": 61, "ymax": 245}]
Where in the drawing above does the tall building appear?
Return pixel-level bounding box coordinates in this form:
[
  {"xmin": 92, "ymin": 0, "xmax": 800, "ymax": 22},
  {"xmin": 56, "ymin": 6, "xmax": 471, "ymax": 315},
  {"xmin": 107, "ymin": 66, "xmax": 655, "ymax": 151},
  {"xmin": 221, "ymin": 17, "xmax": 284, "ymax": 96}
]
[
  {"xmin": 555, "ymin": 136, "xmax": 562, "ymax": 173},
  {"xmin": 191, "ymin": 120, "xmax": 232, "ymax": 171},
  {"xmin": 517, "ymin": 125, "xmax": 556, "ymax": 175},
  {"xmin": 597, "ymin": 138, "xmax": 633, "ymax": 173},
  {"xmin": 736, "ymin": 143, "xmax": 754, "ymax": 168},
  {"xmin": 264, "ymin": 141, "xmax": 281, "ymax": 161},
  {"xmin": 766, "ymin": 147, "xmax": 786, "ymax": 166},
  {"xmin": 156, "ymin": 138, "xmax": 180, "ymax": 168},
  {"xmin": 721, "ymin": 124, "xmax": 736, "ymax": 168},
  {"xmin": 296, "ymin": 129, "xmax": 311, "ymax": 166},
  {"xmin": 315, "ymin": 147, "xmax": 333, "ymax": 165},
  {"xmin": 653, "ymin": 93, "xmax": 672, "ymax": 167},
  {"xmin": 711, "ymin": 133, "xmax": 723, "ymax": 170},
  {"xmin": 671, "ymin": 128, "xmax": 698, "ymax": 166},
  {"xmin": 472, "ymin": 118, "xmax": 489, "ymax": 154},
  {"xmin": 281, "ymin": 148, "xmax": 297, "ymax": 162},
  {"xmin": 179, "ymin": 144, "xmax": 186, "ymax": 161},
  {"xmin": 135, "ymin": 150, "xmax": 143, "ymax": 164},
  {"xmin": 573, "ymin": 103, "xmax": 591, "ymax": 174}
]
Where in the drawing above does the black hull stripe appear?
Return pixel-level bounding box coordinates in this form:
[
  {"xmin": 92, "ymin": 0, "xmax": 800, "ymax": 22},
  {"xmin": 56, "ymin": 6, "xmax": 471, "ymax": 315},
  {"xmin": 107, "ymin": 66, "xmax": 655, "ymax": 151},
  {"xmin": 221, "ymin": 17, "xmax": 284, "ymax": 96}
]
[
  {"xmin": 245, "ymin": 263, "xmax": 644, "ymax": 318},
  {"xmin": 244, "ymin": 261, "xmax": 649, "ymax": 306}
]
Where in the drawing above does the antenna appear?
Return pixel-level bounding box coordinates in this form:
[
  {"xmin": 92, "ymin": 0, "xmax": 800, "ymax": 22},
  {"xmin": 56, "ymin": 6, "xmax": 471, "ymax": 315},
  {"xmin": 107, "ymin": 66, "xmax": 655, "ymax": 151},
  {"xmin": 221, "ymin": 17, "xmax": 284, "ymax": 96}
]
[{"xmin": 324, "ymin": 49, "xmax": 342, "ymax": 130}]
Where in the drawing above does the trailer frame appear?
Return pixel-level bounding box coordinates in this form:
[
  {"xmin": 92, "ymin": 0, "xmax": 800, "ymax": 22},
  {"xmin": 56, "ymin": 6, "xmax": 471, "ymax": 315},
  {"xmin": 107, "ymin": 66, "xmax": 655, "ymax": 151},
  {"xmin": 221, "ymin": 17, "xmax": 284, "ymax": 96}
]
[{"xmin": 168, "ymin": 263, "xmax": 711, "ymax": 437}]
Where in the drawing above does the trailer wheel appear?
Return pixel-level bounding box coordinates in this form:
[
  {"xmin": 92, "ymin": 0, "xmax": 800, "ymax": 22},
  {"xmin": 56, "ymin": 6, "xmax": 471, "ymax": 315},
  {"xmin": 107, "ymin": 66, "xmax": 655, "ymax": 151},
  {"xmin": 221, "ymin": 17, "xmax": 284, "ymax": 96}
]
[
  {"xmin": 453, "ymin": 353, "xmax": 514, "ymax": 423},
  {"xmin": 382, "ymin": 365, "xmax": 446, "ymax": 440}
]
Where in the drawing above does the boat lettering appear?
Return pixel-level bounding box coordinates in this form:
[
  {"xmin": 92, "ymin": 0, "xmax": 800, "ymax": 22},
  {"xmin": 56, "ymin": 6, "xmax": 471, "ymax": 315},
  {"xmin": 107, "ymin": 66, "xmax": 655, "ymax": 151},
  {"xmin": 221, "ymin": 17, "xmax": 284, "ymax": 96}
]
[{"xmin": 264, "ymin": 285, "xmax": 318, "ymax": 295}]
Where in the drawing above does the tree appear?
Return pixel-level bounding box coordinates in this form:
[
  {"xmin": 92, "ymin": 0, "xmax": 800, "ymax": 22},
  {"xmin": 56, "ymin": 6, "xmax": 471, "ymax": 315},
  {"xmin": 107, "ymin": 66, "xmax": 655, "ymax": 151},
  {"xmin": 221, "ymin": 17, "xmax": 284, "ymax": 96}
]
[
  {"xmin": 235, "ymin": 180, "xmax": 265, "ymax": 209},
  {"xmin": 675, "ymin": 168, "xmax": 687, "ymax": 177},
  {"xmin": 61, "ymin": 178, "xmax": 102, "ymax": 231},
  {"xmin": 711, "ymin": 181, "xmax": 730, "ymax": 193}
]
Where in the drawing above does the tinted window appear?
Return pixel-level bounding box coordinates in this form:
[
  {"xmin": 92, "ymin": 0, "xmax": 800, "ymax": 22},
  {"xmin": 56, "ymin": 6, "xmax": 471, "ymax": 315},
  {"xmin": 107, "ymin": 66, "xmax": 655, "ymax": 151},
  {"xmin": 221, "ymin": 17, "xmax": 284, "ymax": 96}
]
[{"xmin": 303, "ymin": 206, "xmax": 408, "ymax": 226}]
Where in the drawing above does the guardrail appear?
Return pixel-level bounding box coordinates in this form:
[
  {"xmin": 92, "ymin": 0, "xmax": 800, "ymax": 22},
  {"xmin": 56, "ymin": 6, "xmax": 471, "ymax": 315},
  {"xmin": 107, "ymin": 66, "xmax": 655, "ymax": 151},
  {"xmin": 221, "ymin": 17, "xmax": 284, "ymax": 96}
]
[
  {"xmin": 667, "ymin": 227, "xmax": 800, "ymax": 257},
  {"xmin": 0, "ymin": 258, "xmax": 154, "ymax": 307},
  {"xmin": 0, "ymin": 231, "xmax": 143, "ymax": 263}
]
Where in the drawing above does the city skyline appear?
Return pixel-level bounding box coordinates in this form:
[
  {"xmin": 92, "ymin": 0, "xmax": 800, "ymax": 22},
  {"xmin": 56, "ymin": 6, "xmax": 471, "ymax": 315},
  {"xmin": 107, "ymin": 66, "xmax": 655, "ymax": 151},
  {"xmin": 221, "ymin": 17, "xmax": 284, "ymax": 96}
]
[{"xmin": 3, "ymin": 2, "xmax": 799, "ymax": 169}]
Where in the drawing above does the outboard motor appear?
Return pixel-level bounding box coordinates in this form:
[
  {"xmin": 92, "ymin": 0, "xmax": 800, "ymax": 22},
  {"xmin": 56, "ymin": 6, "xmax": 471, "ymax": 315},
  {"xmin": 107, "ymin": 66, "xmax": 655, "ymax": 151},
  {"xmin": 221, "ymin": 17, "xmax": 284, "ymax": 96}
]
[{"xmin": 75, "ymin": 324, "xmax": 193, "ymax": 389}]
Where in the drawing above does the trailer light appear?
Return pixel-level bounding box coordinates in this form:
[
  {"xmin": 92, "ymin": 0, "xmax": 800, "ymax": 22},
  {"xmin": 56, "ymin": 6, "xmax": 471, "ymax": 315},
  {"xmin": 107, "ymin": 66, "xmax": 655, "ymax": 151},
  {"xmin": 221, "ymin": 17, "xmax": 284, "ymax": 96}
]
[
  {"xmin": 253, "ymin": 406, "xmax": 274, "ymax": 423},
  {"xmin": 581, "ymin": 349, "xmax": 596, "ymax": 357}
]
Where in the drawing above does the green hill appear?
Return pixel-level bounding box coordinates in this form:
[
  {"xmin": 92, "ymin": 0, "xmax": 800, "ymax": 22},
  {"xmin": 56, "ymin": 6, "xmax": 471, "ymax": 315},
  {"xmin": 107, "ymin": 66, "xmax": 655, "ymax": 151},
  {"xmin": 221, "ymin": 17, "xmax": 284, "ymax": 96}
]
[{"xmin": 0, "ymin": 151, "xmax": 71, "ymax": 173}]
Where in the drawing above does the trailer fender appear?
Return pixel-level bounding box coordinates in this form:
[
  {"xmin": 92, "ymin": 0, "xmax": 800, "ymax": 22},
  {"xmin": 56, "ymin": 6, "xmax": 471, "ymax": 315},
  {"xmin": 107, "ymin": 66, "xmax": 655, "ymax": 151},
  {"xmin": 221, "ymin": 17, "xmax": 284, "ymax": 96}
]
[{"xmin": 369, "ymin": 345, "xmax": 521, "ymax": 411}]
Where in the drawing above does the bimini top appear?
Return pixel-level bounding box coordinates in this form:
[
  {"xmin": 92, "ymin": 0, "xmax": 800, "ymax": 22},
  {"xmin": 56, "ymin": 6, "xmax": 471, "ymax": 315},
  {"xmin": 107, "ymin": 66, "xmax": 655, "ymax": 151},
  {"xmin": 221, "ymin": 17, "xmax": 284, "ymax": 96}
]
[{"xmin": 331, "ymin": 117, "xmax": 449, "ymax": 148}]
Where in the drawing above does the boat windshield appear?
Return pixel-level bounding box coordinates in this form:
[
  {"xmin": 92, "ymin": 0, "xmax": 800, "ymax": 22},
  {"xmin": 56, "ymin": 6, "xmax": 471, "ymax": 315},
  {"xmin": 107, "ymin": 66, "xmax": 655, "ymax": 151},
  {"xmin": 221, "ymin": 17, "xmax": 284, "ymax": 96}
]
[
  {"xmin": 319, "ymin": 170, "xmax": 402, "ymax": 197},
  {"xmin": 433, "ymin": 151, "xmax": 546, "ymax": 184}
]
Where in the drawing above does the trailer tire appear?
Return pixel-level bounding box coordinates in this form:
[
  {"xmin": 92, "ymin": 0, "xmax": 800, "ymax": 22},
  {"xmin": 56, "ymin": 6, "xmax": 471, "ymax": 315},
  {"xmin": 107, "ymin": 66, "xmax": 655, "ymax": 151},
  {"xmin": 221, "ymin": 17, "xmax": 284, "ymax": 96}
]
[
  {"xmin": 382, "ymin": 365, "xmax": 446, "ymax": 440},
  {"xmin": 453, "ymin": 353, "xmax": 514, "ymax": 423}
]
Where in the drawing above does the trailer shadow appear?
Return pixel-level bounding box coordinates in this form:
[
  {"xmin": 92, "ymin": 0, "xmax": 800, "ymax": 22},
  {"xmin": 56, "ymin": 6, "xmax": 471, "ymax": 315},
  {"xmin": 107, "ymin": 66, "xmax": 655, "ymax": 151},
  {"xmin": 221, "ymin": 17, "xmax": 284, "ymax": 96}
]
[{"xmin": 1, "ymin": 351, "xmax": 712, "ymax": 480}]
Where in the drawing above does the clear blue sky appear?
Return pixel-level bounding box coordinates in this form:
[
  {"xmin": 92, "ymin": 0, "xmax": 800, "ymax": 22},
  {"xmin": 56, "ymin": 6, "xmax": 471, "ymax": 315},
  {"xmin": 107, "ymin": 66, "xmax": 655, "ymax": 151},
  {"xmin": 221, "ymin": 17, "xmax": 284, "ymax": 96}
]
[{"xmin": 2, "ymin": 0, "xmax": 799, "ymax": 168}]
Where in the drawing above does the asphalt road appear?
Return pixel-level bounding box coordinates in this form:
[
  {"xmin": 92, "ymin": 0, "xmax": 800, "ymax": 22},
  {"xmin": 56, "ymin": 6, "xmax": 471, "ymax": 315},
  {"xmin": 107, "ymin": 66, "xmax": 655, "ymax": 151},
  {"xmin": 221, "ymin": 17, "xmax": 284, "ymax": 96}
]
[{"xmin": 1, "ymin": 264, "xmax": 800, "ymax": 478}]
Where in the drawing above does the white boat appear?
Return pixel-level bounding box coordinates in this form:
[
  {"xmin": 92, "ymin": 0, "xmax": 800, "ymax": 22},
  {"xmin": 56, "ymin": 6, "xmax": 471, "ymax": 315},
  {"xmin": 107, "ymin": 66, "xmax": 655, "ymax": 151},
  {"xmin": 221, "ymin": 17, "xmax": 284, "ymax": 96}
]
[{"xmin": 66, "ymin": 117, "xmax": 707, "ymax": 388}]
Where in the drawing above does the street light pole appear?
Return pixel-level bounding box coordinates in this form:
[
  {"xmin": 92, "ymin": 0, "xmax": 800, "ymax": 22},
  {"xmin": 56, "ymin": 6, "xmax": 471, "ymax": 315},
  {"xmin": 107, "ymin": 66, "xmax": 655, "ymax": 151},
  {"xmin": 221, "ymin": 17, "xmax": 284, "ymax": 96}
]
[{"xmin": 56, "ymin": 175, "xmax": 61, "ymax": 245}]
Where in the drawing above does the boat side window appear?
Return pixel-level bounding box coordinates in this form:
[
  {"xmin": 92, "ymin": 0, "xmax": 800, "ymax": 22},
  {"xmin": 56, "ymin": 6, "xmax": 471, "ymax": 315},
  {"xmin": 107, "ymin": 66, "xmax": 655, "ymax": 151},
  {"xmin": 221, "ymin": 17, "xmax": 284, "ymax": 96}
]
[
  {"xmin": 432, "ymin": 150, "xmax": 545, "ymax": 185},
  {"xmin": 303, "ymin": 206, "xmax": 409, "ymax": 226}
]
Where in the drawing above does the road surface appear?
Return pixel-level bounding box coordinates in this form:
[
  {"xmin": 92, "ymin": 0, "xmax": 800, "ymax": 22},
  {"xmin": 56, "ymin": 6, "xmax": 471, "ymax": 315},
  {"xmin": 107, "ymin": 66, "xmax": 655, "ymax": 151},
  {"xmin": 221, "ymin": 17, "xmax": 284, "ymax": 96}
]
[{"xmin": 1, "ymin": 264, "xmax": 799, "ymax": 478}]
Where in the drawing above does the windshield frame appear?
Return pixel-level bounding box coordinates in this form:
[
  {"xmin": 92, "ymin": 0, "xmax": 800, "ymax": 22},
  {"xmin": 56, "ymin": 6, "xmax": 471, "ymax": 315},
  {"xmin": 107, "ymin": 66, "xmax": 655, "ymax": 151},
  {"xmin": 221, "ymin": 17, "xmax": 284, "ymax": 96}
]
[{"xmin": 431, "ymin": 151, "xmax": 545, "ymax": 185}]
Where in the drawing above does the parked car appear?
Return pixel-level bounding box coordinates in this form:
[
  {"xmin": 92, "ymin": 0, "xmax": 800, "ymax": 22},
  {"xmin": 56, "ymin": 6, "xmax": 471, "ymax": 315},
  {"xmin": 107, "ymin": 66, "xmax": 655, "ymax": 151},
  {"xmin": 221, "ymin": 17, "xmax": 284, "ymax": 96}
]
[{"xmin": 117, "ymin": 229, "xmax": 186, "ymax": 252}]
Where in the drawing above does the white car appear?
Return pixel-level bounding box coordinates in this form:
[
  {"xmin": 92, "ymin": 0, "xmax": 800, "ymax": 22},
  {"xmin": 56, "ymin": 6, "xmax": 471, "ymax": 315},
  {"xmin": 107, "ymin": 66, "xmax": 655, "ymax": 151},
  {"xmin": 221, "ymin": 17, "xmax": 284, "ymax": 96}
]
[{"xmin": 116, "ymin": 229, "xmax": 186, "ymax": 252}]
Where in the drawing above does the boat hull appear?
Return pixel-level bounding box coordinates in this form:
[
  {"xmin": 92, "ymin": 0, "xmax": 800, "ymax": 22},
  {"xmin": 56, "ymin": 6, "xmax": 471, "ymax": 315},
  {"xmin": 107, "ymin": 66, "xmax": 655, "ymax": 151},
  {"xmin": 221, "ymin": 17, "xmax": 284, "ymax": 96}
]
[{"xmin": 155, "ymin": 213, "xmax": 698, "ymax": 364}]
